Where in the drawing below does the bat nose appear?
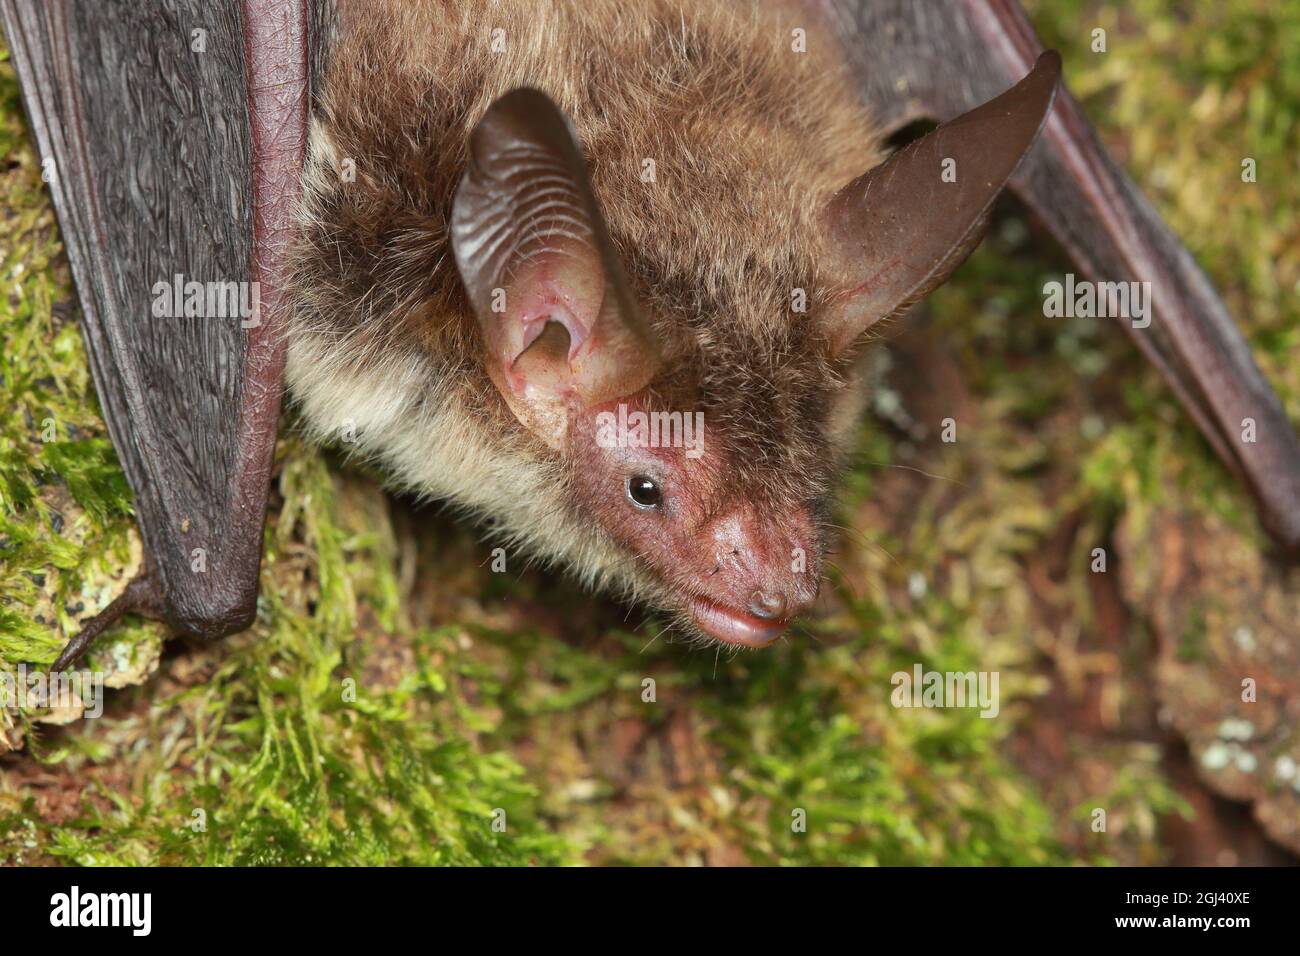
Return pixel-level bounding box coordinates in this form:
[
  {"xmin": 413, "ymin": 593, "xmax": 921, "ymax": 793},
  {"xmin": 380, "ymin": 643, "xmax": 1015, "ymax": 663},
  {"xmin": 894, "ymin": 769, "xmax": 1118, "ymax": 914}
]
[{"xmin": 748, "ymin": 591, "xmax": 788, "ymax": 620}]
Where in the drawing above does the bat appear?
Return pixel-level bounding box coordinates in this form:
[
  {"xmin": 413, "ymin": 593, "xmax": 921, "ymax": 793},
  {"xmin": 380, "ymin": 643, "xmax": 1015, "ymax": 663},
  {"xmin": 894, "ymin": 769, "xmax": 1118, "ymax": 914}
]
[{"xmin": 2, "ymin": 0, "xmax": 1296, "ymax": 670}]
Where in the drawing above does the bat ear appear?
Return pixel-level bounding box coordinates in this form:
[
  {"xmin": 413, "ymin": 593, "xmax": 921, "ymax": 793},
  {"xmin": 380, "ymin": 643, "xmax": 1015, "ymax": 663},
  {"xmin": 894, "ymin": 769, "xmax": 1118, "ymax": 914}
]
[
  {"xmin": 452, "ymin": 88, "xmax": 659, "ymax": 446},
  {"xmin": 819, "ymin": 51, "xmax": 1061, "ymax": 355}
]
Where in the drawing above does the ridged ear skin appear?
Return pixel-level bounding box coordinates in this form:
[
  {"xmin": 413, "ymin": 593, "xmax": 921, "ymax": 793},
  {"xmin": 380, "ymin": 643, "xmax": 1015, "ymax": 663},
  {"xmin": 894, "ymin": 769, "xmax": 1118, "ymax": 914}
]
[{"xmin": 452, "ymin": 87, "xmax": 658, "ymax": 446}]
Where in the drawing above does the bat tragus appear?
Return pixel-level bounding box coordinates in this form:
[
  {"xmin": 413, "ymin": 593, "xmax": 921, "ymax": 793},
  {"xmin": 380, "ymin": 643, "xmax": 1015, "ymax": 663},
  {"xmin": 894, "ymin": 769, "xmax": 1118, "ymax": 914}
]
[{"xmin": 3, "ymin": 0, "xmax": 1297, "ymax": 670}]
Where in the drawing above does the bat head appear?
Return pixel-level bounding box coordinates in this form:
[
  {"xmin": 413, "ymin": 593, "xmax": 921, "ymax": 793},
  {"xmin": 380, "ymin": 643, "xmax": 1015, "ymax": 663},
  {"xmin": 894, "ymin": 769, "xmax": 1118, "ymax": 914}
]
[{"xmin": 451, "ymin": 55, "xmax": 1059, "ymax": 648}]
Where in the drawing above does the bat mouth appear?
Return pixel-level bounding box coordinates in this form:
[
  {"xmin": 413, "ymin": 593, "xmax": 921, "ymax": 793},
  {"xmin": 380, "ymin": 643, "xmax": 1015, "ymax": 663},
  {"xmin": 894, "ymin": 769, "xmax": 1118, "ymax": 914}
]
[{"xmin": 687, "ymin": 596, "xmax": 787, "ymax": 648}]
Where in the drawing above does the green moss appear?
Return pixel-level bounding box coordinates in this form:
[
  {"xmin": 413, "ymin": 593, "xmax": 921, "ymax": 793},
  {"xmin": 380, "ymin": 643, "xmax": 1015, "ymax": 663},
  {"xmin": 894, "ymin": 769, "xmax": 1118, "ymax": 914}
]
[
  {"xmin": 3, "ymin": 444, "xmax": 573, "ymax": 865},
  {"xmin": 478, "ymin": 612, "xmax": 1064, "ymax": 866}
]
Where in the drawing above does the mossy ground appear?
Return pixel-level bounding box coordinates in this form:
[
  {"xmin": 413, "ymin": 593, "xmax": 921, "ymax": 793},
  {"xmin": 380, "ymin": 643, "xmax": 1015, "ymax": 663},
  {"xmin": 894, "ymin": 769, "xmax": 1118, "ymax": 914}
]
[{"xmin": 1, "ymin": 1, "xmax": 1295, "ymax": 865}]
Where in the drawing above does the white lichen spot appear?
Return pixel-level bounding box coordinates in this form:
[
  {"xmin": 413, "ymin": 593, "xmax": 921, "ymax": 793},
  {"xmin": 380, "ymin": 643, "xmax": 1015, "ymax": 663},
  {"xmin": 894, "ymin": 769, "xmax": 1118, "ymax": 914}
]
[
  {"xmin": 1201, "ymin": 742, "xmax": 1231, "ymax": 770},
  {"xmin": 874, "ymin": 389, "xmax": 901, "ymax": 417},
  {"xmin": 565, "ymin": 779, "xmax": 598, "ymax": 801},
  {"xmin": 1232, "ymin": 626, "xmax": 1256, "ymax": 653},
  {"xmin": 1217, "ymin": 717, "xmax": 1253, "ymax": 741}
]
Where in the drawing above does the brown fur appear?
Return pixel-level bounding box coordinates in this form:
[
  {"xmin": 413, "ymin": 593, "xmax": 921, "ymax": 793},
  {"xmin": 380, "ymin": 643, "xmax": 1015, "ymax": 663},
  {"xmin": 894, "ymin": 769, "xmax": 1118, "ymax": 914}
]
[{"xmin": 286, "ymin": 0, "xmax": 885, "ymax": 630}]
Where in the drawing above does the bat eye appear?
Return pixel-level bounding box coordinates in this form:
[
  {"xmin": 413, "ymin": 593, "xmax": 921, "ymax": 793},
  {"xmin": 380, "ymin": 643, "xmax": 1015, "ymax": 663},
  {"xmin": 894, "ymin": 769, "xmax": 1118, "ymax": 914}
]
[{"xmin": 626, "ymin": 474, "xmax": 663, "ymax": 510}]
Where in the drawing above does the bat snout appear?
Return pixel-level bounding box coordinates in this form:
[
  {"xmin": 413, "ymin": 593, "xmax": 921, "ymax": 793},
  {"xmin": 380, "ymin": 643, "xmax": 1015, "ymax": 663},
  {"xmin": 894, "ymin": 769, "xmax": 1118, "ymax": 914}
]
[{"xmin": 685, "ymin": 511, "xmax": 820, "ymax": 648}]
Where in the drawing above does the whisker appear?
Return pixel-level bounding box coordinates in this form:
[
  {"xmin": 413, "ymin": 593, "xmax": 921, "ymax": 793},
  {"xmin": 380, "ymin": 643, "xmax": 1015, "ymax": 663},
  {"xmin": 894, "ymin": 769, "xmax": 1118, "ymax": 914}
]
[
  {"xmin": 824, "ymin": 559, "xmax": 887, "ymax": 603},
  {"xmin": 823, "ymin": 559, "xmax": 861, "ymax": 603},
  {"xmin": 848, "ymin": 456, "xmax": 968, "ymax": 488},
  {"xmin": 827, "ymin": 522, "xmax": 901, "ymax": 567}
]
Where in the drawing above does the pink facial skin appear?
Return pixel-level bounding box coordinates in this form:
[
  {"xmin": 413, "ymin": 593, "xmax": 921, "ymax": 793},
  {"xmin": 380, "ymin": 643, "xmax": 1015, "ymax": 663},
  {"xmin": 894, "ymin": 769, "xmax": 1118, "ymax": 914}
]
[{"xmin": 567, "ymin": 394, "xmax": 821, "ymax": 647}]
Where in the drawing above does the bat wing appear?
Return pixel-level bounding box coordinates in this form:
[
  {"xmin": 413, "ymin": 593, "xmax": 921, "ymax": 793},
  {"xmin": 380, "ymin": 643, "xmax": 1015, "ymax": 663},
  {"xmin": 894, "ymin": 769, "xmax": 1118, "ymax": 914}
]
[
  {"xmin": 1, "ymin": 0, "xmax": 311, "ymax": 666},
  {"xmin": 808, "ymin": 0, "xmax": 1300, "ymax": 553}
]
